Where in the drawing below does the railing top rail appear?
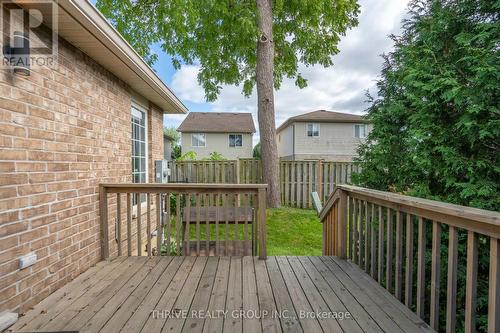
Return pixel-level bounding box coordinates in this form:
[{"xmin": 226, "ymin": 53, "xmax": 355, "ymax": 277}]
[
  {"xmin": 100, "ymin": 183, "xmax": 268, "ymax": 194},
  {"xmin": 320, "ymin": 185, "xmax": 500, "ymax": 237}
]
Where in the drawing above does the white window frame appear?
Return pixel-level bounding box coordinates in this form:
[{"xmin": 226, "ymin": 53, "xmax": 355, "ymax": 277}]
[
  {"xmin": 307, "ymin": 123, "xmax": 320, "ymax": 137},
  {"xmin": 191, "ymin": 133, "xmax": 206, "ymax": 147},
  {"xmin": 228, "ymin": 134, "xmax": 243, "ymax": 148},
  {"xmin": 131, "ymin": 101, "xmax": 148, "ymax": 207},
  {"xmin": 354, "ymin": 124, "xmax": 367, "ymax": 139}
]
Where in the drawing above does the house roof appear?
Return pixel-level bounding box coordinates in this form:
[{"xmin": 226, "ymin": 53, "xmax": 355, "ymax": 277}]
[
  {"xmin": 177, "ymin": 112, "xmax": 256, "ymax": 133},
  {"xmin": 277, "ymin": 110, "xmax": 366, "ymax": 132},
  {"xmin": 16, "ymin": 0, "xmax": 188, "ymax": 114}
]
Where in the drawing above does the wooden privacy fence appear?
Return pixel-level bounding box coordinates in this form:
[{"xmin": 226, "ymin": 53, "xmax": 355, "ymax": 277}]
[
  {"xmin": 320, "ymin": 185, "xmax": 500, "ymax": 333},
  {"xmin": 169, "ymin": 159, "xmax": 358, "ymax": 208},
  {"xmin": 99, "ymin": 184, "xmax": 267, "ymax": 260},
  {"xmin": 168, "ymin": 160, "xmax": 238, "ymax": 183}
]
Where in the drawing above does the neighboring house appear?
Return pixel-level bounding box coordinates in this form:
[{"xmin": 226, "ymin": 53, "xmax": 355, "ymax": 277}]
[
  {"xmin": 177, "ymin": 112, "xmax": 255, "ymax": 159},
  {"xmin": 163, "ymin": 133, "xmax": 175, "ymax": 160},
  {"xmin": 277, "ymin": 110, "xmax": 371, "ymax": 161},
  {"xmin": 0, "ymin": 1, "xmax": 187, "ymax": 313}
]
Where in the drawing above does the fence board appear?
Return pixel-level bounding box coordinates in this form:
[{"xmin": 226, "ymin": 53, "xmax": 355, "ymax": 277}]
[{"xmin": 168, "ymin": 159, "xmax": 356, "ymax": 208}]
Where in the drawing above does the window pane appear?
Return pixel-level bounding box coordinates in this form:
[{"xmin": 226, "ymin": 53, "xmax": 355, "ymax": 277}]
[
  {"xmin": 192, "ymin": 133, "xmax": 205, "ymax": 147},
  {"xmin": 131, "ymin": 106, "xmax": 146, "ymax": 184},
  {"xmin": 355, "ymin": 125, "xmax": 360, "ymax": 138},
  {"xmin": 235, "ymin": 135, "xmax": 242, "ymax": 146}
]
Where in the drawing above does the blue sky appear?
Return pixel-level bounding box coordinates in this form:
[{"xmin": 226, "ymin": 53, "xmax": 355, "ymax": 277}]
[{"xmin": 94, "ymin": 0, "xmax": 410, "ymax": 145}]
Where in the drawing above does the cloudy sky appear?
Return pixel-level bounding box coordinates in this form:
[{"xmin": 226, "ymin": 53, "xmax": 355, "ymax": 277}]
[{"xmin": 151, "ymin": 0, "xmax": 410, "ymax": 145}]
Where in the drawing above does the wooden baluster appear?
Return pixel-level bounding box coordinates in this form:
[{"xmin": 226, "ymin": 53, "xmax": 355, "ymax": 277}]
[
  {"xmin": 244, "ymin": 194, "xmax": 249, "ymax": 256},
  {"xmin": 353, "ymin": 198, "xmax": 358, "ymax": 264},
  {"xmin": 196, "ymin": 193, "xmax": 201, "ymax": 255},
  {"xmin": 386, "ymin": 208, "xmax": 393, "ymax": 292},
  {"xmin": 116, "ymin": 193, "xmax": 122, "ymax": 256},
  {"xmin": 395, "ymin": 210, "xmax": 403, "ymax": 300},
  {"xmin": 206, "ymin": 193, "xmax": 210, "ymax": 255},
  {"xmin": 166, "ymin": 193, "xmax": 172, "ymax": 256},
  {"xmin": 364, "ymin": 201, "xmax": 370, "ymax": 273},
  {"xmin": 215, "ymin": 194, "xmax": 220, "ymax": 256},
  {"xmin": 405, "ymin": 213, "xmax": 414, "ymax": 307},
  {"xmin": 370, "ymin": 203, "xmax": 376, "ymax": 278},
  {"xmin": 185, "ymin": 194, "xmax": 191, "ymax": 256},
  {"xmin": 99, "ymin": 185, "xmax": 109, "ymax": 260},
  {"xmin": 430, "ymin": 221, "xmax": 441, "ymax": 330},
  {"xmin": 378, "ymin": 205, "xmax": 384, "ymax": 283},
  {"xmin": 176, "ymin": 193, "xmax": 181, "ymax": 255},
  {"xmin": 146, "ymin": 193, "xmax": 152, "ymax": 256},
  {"xmin": 137, "ymin": 193, "xmax": 142, "ymax": 256},
  {"xmin": 464, "ymin": 231, "xmax": 477, "ymax": 333},
  {"xmin": 348, "ymin": 196, "xmax": 353, "ymax": 260},
  {"xmin": 234, "ymin": 193, "xmax": 239, "ymax": 255},
  {"xmin": 359, "ymin": 200, "xmax": 365, "ymax": 268},
  {"xmin": 446, "ymin": 225, "xmax": 458, "ymax": 333},
  {"xmin": 156, "ymin": 194, "xmax": 161, "ymax": 256},
  {"xmin": 488, "ymin": 237, "xmax": 500, "ymax": 333},
  {"xmin": 253, "ymin": 193, "xmax": 258, "ymax": 255},
  {"xmin": 127, "ymin": 193, "xmax": 132, "ymax": 256},
  {"xmin": 224, "ymin": 193, "xmax": 229, "ymax": 256},
  {"xmin": 416, "ymin": 217, "xmax": 426, "ymax": 318},
  {"xmin": 257, "ymin": 187, "xmax": 267, "ymax": 259}
]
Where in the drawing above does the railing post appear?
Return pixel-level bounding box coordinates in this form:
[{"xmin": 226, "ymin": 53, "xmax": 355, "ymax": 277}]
[
  {"xmin": 316, "ymin": 160, "xmax": 323, "ymax": 203},
  {"xmin": 257, "ymin": 187, "xmax": 267, "ymax": 259},
  {"xmin": 489, "ymin": 237, "xmax": 500, "ymax": 333},
  {"xmin": 337, "ymin": 189, "xmax": 347, "ymax": 259},
  {"xmin": 99, "ymin": 185, "xmax": 109, "ymax": 260}
]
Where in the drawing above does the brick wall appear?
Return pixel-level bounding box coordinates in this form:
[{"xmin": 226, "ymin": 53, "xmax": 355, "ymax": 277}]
[{"xmin": 0, "ymin": 34, "xmax": 164, "ymax": 312}]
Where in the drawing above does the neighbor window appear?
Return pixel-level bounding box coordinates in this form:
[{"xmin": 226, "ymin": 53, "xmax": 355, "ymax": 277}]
[
  {"xmin": 229, "ymin": 134, "xmax": 243, "ymax": 147},
  {"xmin": 191, "ymin": 133, "xmax": 206, "ymax": 147},
  {"xmin": 307, "ymin": 123, "xmax": 320, "ymax": 137},
  {"xmin": 354, "ymin": 124, "xmax": 367, "ymax": 138},
  {"xmin": 131, "ymin": 105, "xmax": 147, "ymax": 204}
]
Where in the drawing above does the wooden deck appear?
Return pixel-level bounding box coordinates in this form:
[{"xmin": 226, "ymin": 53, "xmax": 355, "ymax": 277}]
[{"xmin": 10, "ymin": 256, "xmax": 433, "ymax": 333}]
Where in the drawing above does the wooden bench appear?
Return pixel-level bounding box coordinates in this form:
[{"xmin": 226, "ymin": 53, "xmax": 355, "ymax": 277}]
[{"xmin": 181, "ymin": 206, "xmax": 254, "ymax": 256}]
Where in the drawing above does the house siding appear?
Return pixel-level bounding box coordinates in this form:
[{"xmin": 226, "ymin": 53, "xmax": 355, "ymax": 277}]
[
  {"xmin": 277, "ymin": 125, "xmax": 294, "ymax": 158},
  {"xmin": 278, "ymin": 122, "xmax": 371, "ymax": 161},
  {"xmin": 0, "ymin": 31, "xmax": 164, "ymax": 312},
  {"xmin": 180, "ymin": 132, "xmax": 253, "ymax": 160}
]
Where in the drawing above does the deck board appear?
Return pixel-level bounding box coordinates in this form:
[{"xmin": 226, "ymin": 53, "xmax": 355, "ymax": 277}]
[{"xmin": 10, "ymin": 256, "xmax": 433, "ymax": 333}]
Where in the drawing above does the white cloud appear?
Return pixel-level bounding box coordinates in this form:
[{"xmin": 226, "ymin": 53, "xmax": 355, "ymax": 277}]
[{"xmin": 169, "ymin": 0, "xmax": 410, "ymax": 145}]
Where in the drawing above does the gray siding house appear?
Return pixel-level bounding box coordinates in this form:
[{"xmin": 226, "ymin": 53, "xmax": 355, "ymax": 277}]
[
  {"xmin": 178, "ymin": 112, "xmax": 255, "ymax": 159},
  {"xmin": 277, "ymin": 110, "xmax": 371, "ymax": 161}
]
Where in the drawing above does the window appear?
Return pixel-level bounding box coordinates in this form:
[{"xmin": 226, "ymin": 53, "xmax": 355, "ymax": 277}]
[
  {"xmin": 229, "ymin": 134, "xmax": 243, "ymax": 147},
  {"xmin": 191, "ymin": 133, "xmax": 206, "ymax": 147},
  {"xmin": 307, "ymin": 123, "xmax": 320, "ymax": 137},
  {"xmin": 355, "ymin": 124, "xmax": 367, "ymax": 138},
  {"xmin": 131, "ymin": 105, "xmax": 147, "ymax": 204}
]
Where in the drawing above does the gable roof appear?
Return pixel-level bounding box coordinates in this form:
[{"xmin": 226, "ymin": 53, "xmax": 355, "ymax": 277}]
[
  {"xmin": 277, "ymin": 110, "xmax": 366, "ymax": 132},
  {"xmin": 17, "ymin": 0, "xmax": 187, "ymax": 114},
  {"xmin": 178, "ymin": 112, "xmax": 256, "ymax": 133}
]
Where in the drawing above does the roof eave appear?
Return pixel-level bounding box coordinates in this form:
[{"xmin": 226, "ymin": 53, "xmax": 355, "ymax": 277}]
[{"xmin": 20, "ymin": 0, "xmax": 188, "ymax": 114}]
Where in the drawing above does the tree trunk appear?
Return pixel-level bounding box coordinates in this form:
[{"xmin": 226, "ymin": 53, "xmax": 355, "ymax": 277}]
[{"xmin": 256, "ymin": 0, "xmax": 280, "ymax": 208}]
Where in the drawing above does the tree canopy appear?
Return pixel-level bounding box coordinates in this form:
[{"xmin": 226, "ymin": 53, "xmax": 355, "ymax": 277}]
[
  {"xmin": 354, "ymin": 0, "xmax": 499, "ymax": 212},
  {"xmin": 96, "ymin": 0, "xmax": 359, "ymax": 101}
]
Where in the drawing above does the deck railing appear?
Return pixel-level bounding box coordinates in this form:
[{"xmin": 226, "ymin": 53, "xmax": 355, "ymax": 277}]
[
  {"xmin": 319, "ymin": 185, "xmax": 500, "ymax": 333},
  {"xmin": 99, "ymin": 183, "xmax": 267, "ymax": 260}
]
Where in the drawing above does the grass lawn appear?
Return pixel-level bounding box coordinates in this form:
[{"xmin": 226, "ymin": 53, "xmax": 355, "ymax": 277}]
[
  {"xmin": 162, "ymin": 207, "xmax": 322, "ymax": 256},
  {"xmin": 267, "ymin": 207, "xmax": 322, "ymax": 256}
]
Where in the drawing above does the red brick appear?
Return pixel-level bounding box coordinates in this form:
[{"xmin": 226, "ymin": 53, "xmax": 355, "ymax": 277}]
[{"xmin": 20, "ymin": 227, "xmax": 48, "ymax": 243}]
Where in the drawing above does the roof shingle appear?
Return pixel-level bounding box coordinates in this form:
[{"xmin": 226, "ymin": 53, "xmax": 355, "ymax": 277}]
[
  {"xmin": 277, "ymin": 110, "xmax": 366, "ymax": 132},
  {"xmin": 177, "ymin": 112, "xmax": 256, "ymax": 133}
]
